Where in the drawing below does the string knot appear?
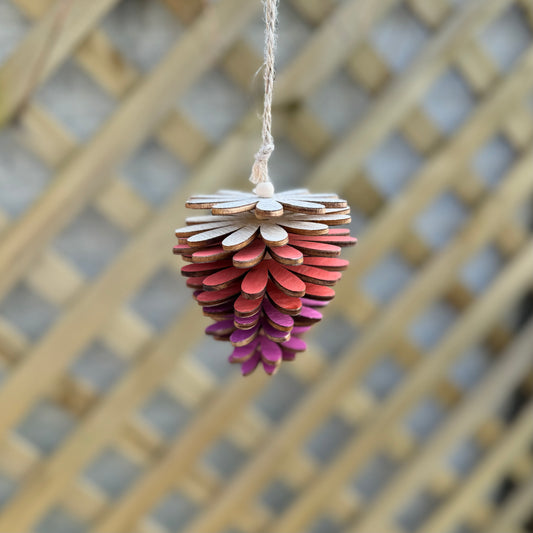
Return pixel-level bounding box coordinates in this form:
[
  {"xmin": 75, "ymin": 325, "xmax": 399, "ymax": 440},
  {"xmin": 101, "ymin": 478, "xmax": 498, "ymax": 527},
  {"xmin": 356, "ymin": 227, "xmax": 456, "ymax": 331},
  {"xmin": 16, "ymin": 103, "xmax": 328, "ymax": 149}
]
[
  {"xmin": 256, "ymin": 142, "xmax": 275, "ymax": 161},
  {"xmin": 250, "ymin": 142, "xmax": 275, "ymax": 185}
]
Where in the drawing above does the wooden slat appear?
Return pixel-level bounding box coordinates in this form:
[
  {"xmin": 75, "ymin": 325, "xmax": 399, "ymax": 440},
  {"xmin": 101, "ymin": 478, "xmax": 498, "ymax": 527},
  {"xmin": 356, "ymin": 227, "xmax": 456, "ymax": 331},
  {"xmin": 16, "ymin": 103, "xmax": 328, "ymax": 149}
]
[
  {"xmin": 334, "ymin": 48, "xmax": 533, "ymax": 306},
  {"xmin": 423, "ymin": 400, "xmax": 533, "ymax": 533},
  {"xmin": 485, "ymin": 477, "xmax": 533, "ymax": 533},
  {"xmin": 351, "ymin": 319, "xmax": 533, "ymax": 532},
  {"xmin": 306, "ymin": 0, "xmax": 512, "ymax": 191},
  {"xmin": 0, "ymin": 312, "xmax": 265, "ymax": 531},
  {"xmin": 275, "ymin": 0, "xmax": 398, "ymax": 103},
  {"xmin": 0, "ymin": 0, "xmax": 121, "ymax": 125}
]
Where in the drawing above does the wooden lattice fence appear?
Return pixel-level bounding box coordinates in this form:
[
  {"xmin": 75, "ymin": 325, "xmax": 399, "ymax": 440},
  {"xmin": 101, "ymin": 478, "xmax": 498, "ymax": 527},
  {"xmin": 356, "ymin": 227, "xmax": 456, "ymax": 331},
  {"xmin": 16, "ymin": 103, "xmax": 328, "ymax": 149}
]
[{"xmin": 0, "ymin": 0, "xmax": 532, "ymax": 532}]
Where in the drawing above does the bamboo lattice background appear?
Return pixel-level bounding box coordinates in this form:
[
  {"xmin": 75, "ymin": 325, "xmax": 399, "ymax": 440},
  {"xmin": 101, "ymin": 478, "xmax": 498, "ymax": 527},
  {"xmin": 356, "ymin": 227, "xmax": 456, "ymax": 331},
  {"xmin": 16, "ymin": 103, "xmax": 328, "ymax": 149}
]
[{"xmin": 0, "ymin": 0, "xmax": 532, "ymax": 532}]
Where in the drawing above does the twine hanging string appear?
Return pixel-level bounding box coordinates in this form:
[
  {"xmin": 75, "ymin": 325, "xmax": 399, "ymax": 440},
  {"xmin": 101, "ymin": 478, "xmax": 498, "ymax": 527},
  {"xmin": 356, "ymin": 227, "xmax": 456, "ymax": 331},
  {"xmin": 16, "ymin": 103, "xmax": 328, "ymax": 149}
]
[{"xmin": 250, "ymin": 0, "xmax": 279, "ymax": 197}]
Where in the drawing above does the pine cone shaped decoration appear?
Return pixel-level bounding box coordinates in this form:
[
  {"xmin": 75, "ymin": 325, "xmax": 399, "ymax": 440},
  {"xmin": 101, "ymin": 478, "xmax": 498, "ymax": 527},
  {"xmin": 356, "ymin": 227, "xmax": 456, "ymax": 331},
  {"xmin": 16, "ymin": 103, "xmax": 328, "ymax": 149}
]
[{"xmin": 174, "ymin": 189, "xmax": 356, "ymax": 376}]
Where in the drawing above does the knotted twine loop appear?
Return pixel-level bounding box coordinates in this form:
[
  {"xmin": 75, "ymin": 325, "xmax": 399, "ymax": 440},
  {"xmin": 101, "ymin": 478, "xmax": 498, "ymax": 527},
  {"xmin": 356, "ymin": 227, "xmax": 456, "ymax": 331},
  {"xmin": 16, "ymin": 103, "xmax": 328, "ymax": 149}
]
[{"xmin": 250, "ymin": 0, "xmax": 279, "ymax": 193}]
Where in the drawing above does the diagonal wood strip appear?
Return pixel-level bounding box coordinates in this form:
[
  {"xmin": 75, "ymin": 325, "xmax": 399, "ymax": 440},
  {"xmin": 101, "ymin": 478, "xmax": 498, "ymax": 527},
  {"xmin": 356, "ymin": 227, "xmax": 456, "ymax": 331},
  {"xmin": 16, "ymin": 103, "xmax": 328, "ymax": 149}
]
[
  {"xmin": 269, "ymin": 238, "xmax": 533, "ymax": 533},
  {"xmin": 0, "ymin": 0, "xmax": 261, "ymax": 302},
  {"xmin": 350, "ymin": 318, "xmax": 533, "ymax": 532},
  {"xmin": 181, "ymin": 151, "xmax": 533, "ymax": 533},
  {"xmin": 485, "ymin": 477, "xmax": 533, "ymax": 533},
  {"xmin": 306, "ymin": 0, "xmax": 512, "ymax": 191},
  {"xmin": 275, "ymin": 0, "xmax": 398, "ymax": 103},
  {"xmin": 333, "ymin": 46, "xmax": 533, "ymax": 309},
  {"xmin": 0, "ymin": 0, "xmax": 121, "ymax": 126},
  {"xmin": 0, "ymin": 309, "xmax": 267, "ymax": 532},
  {"xmin": 423, "ymin": 400, "xmax": 533, "ymax": 533}
]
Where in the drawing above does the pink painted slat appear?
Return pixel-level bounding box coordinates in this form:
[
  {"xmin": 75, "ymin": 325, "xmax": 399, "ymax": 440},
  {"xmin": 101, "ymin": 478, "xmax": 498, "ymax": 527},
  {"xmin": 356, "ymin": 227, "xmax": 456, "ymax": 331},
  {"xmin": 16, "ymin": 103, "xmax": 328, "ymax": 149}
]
[
  {"xmin": 302, "ymin": 256, "xmax": 349, "ymax": 271},
  {"xmin": 234, "ymin": 295, "xmax": 263, "ymax": 317},
  {"xmin": 268, "ymin": 261, "xmax": 306, "ymax": 297},
  {"xmin": 203, "ymin": 267, "xmax": 246, "ymax": 290},
  {"xmin": 232, "ymin": 239, "xmax": 266, "ymax": 268},
  {"xmin": 269, "ymin": 244, "xmax": 304, "ymax": 265},
  {"xmin": 304, "ymin": 283, "xmax": 335, "ymax": 300},
  {"xmin": 195, "ymin": 283, "xmax": 241, "ymax": 305},
  {"xmin": 266, "ymin": 281, "xmax": 302, "ymax": 316},
  {"xmin": 241, "ymin": 351, "xmax": 261, "ymax": 376},
  {"xmin": 286, "ymin": 264, "xmax": 342, "ymax": 285},
  {"xmin": 241, "ymin": 262, "xmax": 269, "ymax": 299},
  {"xmin": 181, "ymin": 259, "xmax": 233, "ymax": 277}
]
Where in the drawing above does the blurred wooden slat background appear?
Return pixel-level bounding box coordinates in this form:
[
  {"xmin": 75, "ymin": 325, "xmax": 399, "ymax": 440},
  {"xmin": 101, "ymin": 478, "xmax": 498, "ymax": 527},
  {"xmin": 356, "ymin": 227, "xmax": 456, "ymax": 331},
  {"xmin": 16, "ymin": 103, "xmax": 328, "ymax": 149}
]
[{"xmin": 0, "ymin": 0, "xmax": 532, "ymax": 532}]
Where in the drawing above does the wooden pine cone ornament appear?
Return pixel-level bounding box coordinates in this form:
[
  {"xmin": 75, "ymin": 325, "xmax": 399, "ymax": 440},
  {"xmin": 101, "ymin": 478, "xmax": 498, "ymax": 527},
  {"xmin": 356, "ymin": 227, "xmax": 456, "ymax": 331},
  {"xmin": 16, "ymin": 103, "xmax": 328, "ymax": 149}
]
[{"xmin": 174, "ymin": 189, "xmax": 356, "ymax": 376}]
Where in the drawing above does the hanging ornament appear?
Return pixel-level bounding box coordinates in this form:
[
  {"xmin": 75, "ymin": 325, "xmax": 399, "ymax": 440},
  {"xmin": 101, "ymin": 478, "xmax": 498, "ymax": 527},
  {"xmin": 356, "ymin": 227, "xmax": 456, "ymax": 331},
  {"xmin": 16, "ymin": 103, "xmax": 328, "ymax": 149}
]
[{"xmin": 174, "ymin": 0, "xmax": 357, "ymax": 376}]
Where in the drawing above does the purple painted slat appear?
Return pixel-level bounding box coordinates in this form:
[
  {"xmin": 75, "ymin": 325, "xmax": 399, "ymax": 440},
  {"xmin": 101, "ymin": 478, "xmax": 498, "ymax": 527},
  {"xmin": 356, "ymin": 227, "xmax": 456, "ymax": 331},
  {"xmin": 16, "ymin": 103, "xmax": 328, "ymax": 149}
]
[
  {"xmin": 235, "ymin": 312, "xmax": 260, "ymax": 328},
  {"xmin": 229, "ymin": 339, "xmax": 259, "ymax": 363},
  {"xmin": 259, "ymin": 336, "xmax": 282, "ymax": 363},
  {"xmin": 282, "ymin": 350, "xmax": 297, "ymax": 361},
  {"xmin": 205, "ymin": 319, "xmax": 234, "ymax": 335},
  {"xmin": 262, "ymin": 321, "xmax": 290, "ymax": 342},
  {"xmin": 262, "ymin": 361, "xmax": 279, "ymax": 375},
  {"xmin": 241, "ymin": 351, "xmax": 261, "ymax": 376},
  {"xmin": 292, "ymin": 326, "xmax": 311, "ymax": 335},
  {"xmin": 300, "ymin": 298, "xmax": 329, "ymax": 308},
  {"xmin": 230, "ymin": 323, "xmax": 260, "ymax": 346},
  {"xmin": 282, "ymin": 337, "xmax": 307, "ymax": 352},
  {"xmin": 262, "ymin": 298, "xmax": 294, "ymax": 329},
  {"xmin": 299, "ymin": 306, "xmax": 323, "ymax": 321},
  {"xmin": 203, "ymin": 303, "xmax": 234, "ymax": 314}
]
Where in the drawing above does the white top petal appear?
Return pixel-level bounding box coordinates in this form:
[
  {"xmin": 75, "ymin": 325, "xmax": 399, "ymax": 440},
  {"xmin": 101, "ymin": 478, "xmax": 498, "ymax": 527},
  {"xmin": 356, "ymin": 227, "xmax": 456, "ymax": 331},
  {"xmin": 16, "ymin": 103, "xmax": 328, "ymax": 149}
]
[
  {"xmin": 222, "ymin": 224, "xmax": 260, "ymax": 251},
  {"xmin": 185, "ymin": 189, "xmax": 347, "ymax": 218},
  {"xmin": 187, "ymin": 224, "xmax": 243, "ymax": 246},
  {"xmin": 186, "ymin": 215, "xmax": 237, "ymax": 224},
  {"xmin": 277, "ymin": 220, "xmax": 329, "ymax": 234},
  {"xmin": 212, "ymin": 198, "xmax": 258, "ymax": 214},
  {"xmin": 255, "ymin": 199, "xmax": 284, "ymax": 217},
  {"xmin": 176, "ymin": 221, "xmax": 236, "ymax": 237},
  {"xmin": 260, "ymin": 223, "xmax": 289, "ymax": 246},
  {"xmin": 279, "ymin": 199, "xmax": 326, "ymax": 212}
]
